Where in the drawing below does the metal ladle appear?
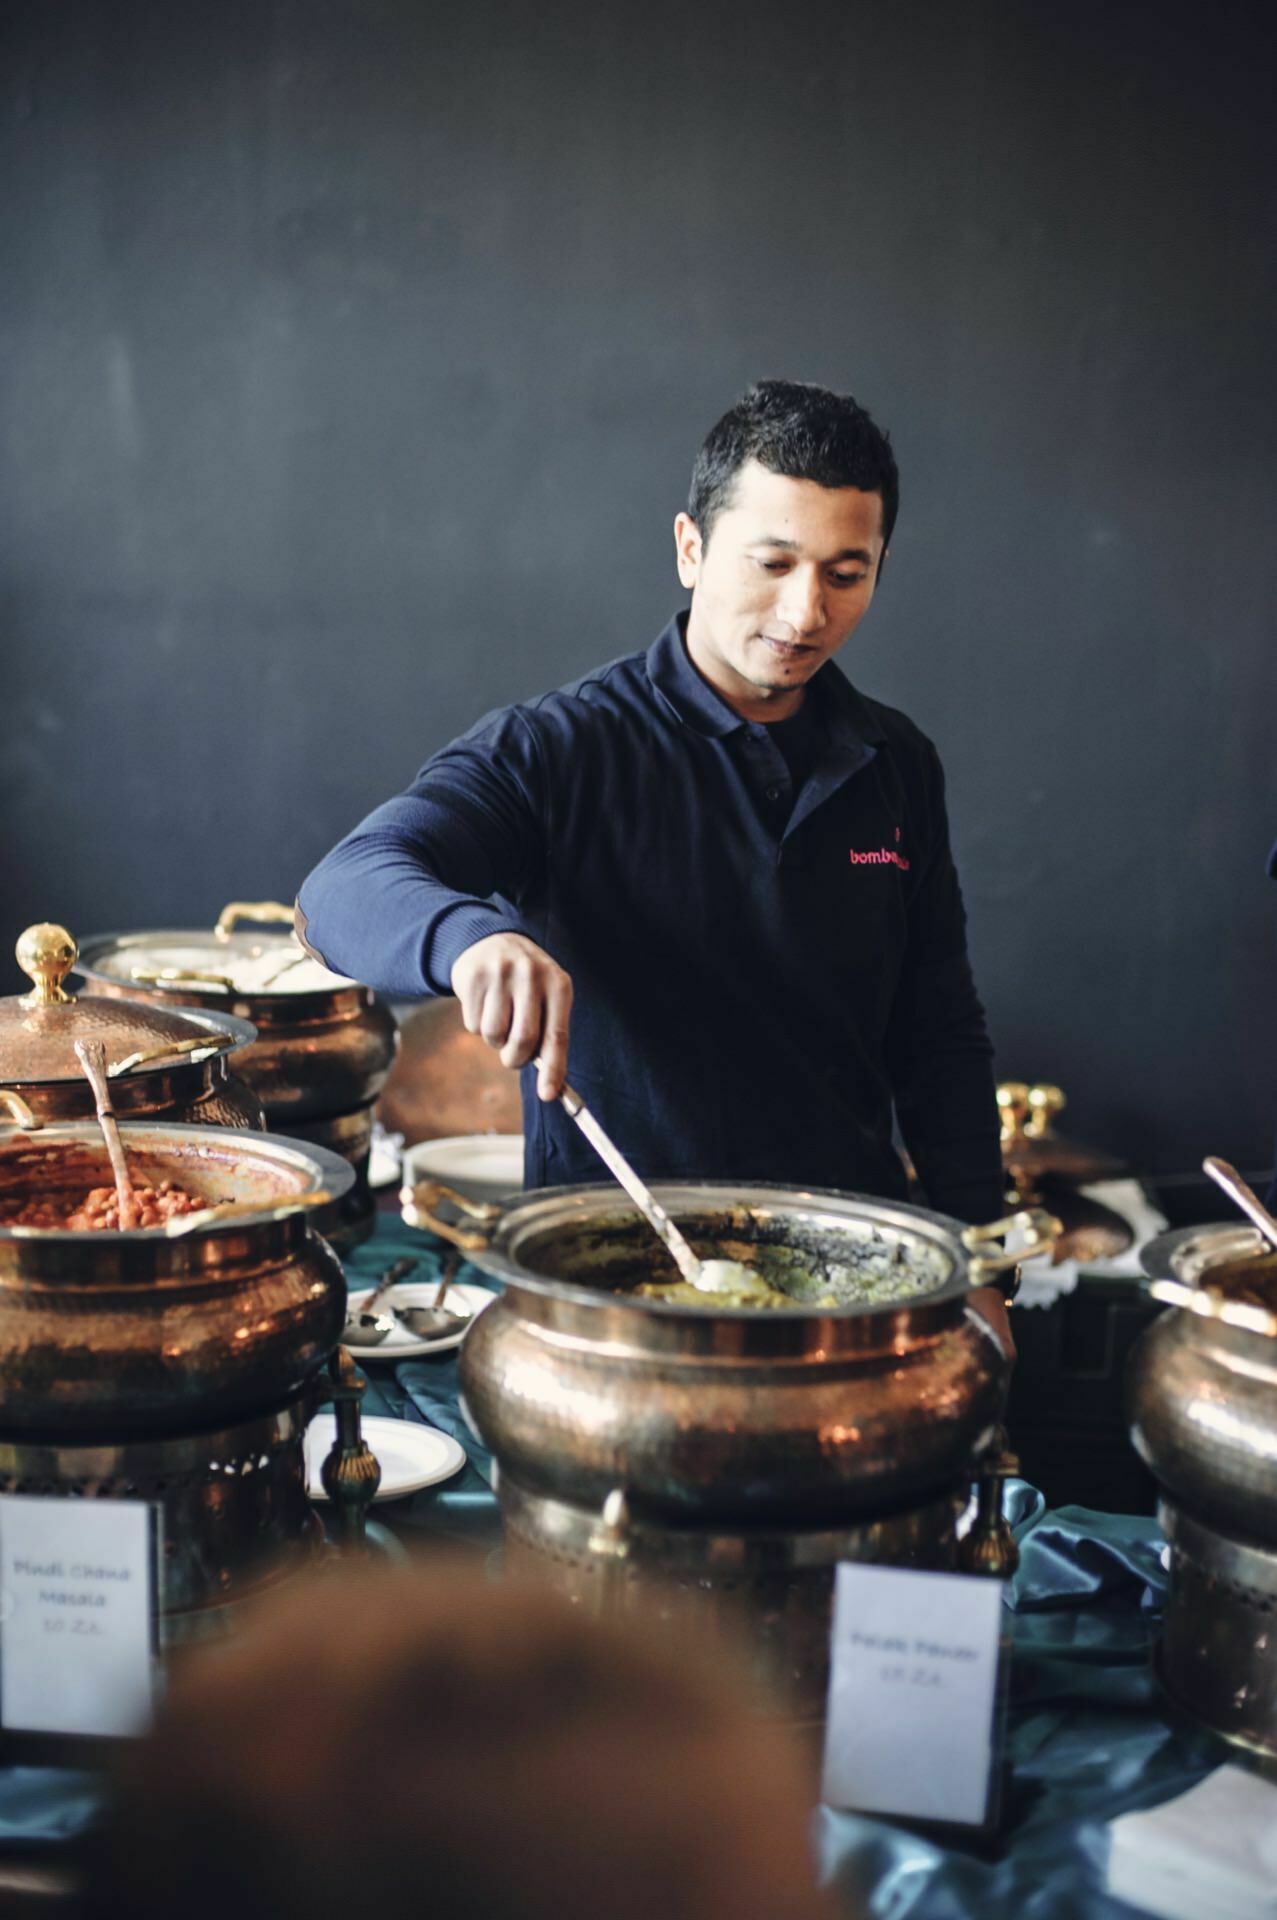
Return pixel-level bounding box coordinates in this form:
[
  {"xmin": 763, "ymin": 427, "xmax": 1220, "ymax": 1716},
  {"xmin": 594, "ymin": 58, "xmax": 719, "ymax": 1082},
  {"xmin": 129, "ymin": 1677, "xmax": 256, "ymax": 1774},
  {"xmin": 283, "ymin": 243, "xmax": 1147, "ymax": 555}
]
[
  {"xmin": 1203, "ymin": 1156, "xmax": 1277, "ymax": 1255},
  {"xmin": 544, "ymin": 1065, "xmax": 769, "ymax": 1299}
]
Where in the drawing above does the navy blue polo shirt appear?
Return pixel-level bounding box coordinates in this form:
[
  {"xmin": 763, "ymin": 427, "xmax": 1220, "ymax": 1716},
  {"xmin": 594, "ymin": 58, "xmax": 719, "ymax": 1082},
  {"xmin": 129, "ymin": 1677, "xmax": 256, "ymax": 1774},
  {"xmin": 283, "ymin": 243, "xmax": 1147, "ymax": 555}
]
[
  {"xmin": 1268, "ymin": 838, "xmax": 1277, "ymax": 1212},
  {"xmin": 299, "ymin": 616, "xmax": 1004, "ymax": 1223}
]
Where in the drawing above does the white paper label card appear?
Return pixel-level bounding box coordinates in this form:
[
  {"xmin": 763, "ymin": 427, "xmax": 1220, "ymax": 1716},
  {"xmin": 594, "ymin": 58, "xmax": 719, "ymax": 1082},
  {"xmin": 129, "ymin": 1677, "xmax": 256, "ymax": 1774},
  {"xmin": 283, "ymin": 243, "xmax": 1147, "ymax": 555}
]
[
  {"xmin": 822, "ymin": 1564, "xmax": 1006, "ymax": 1828},
  {"xmin": 0, "ymin": 1496, "xmax": 159, "ymax": 1739}
]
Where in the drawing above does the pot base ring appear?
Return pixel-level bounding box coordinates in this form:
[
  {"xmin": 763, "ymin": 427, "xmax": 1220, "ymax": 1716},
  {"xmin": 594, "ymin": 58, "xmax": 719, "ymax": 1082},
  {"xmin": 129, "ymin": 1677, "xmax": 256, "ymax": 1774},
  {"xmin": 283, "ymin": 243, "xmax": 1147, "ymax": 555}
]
[
  {"xmin": 1157, "ymin": 1501, "xmax": 1277, "ymax": 1763},
  {"xmin": 0, "ymin": 1397, "xmax": 320, "ymax": 1633},
  {"xmin": 499, "ymin": 1473, "xmax": 965, "ymax": 1723}
]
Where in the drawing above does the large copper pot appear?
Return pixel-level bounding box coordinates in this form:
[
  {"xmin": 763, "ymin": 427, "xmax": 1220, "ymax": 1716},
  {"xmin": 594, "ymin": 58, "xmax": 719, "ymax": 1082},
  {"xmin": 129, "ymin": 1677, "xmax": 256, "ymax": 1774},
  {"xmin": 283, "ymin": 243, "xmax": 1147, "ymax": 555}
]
[
  {"xmin": 1127, "ymin": 1223, "xmax": 1277, "ymax": 1757},
  {"xmin": 3, "ymin": 923, "xmax": 263, "ymax": 1132},
  {"xmin": 448, "ymin": 1182, "xmax": 1032, "ymax": 1525},
  {"xmin": 76, "ymin": 903, "xmax": 397, "ymax": 1248},
  {"xmin": 1128, "ymin": 1224, "xmax": 1277, "ymax": 1548},
  {"xmin": 0, "ymin": 1121, "xmax": 354, "ymax": 1640},
  {"xmin": 426, "ymin": 1181, "xmax": 1038, "ymax": 1718},
  {"xmin": 0, "ymin": 1122, "xmax": 351, "ymax": 1432}
]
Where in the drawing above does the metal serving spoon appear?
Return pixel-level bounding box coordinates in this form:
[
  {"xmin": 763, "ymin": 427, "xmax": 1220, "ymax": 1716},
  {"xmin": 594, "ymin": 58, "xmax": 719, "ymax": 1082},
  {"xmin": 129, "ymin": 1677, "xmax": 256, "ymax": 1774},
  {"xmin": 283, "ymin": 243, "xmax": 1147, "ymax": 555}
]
[
  {"xmin": 342, "ymin": 1256, "xmax": 422, "ymax": 1346},
  {"xmin": 342, "ymin": 1253, "xmax": 472, "ymax": 1346},
  {"xmin": 394, "ymin": 1252, "xmax": 472, "ymax": 1339},
  {"xmin": 542, "ymin": 1064, "xmax": 768, "ymax": 1299},
  {"xmin": 1203, "ymin": 1156, "xmax": 1277, "ymax": 1255}
]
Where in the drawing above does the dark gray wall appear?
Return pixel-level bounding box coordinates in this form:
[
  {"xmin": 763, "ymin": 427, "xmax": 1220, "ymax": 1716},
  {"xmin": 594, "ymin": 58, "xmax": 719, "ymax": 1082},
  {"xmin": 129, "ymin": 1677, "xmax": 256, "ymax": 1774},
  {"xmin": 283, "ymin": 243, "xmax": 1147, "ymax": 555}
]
[{"xmin": 3, "ymin": 0, "xmax": 1275, "ymax": 1176}]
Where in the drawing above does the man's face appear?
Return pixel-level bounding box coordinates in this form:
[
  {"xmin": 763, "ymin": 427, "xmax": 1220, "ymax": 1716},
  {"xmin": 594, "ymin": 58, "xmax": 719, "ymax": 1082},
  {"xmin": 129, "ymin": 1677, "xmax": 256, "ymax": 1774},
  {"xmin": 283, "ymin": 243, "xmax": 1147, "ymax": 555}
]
[{"xmin": 675, "ymin": 460, "xmax": 886, "ymax": 722}]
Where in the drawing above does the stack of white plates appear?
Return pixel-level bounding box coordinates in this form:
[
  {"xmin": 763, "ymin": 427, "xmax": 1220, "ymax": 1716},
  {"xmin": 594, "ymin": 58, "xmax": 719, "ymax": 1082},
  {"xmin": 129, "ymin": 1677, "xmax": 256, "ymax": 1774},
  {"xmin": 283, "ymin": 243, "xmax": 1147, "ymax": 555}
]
[
  {"xmin": 1106, "ymin": 1767, "xmax": 1277, "ymax": 1920},
  {"xmin": 400, "ymin": 1133, "xmax": 524, "ymax": 1208}
]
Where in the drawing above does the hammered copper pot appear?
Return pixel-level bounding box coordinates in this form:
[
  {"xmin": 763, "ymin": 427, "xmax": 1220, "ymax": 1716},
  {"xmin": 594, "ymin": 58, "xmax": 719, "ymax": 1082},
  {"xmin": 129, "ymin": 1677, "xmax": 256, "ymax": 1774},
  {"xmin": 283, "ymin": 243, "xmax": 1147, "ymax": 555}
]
[
  {"xmin": 1128, "ymin": 1224, "xmax": 1277, "ymax": 1548},
  {"xmin": 0, "ymin": 1122, "xmax": 351, "ymax": 1432},
  {"xmin": 427, "ymin": 1180, "xmax": 1037, "ymax": 1718},
  {"xmin": 0, "ymin": 1120, "xmax": 355, "ymax": 1639},
  {"xmin": 76, "ymin": 904, "xmax": 397, "ymax": 1248},
  {"xmin": 444, "ymin": 1181, "xmax": 1036, "ymax": 1525},
  {"xmin": 1127, "ymin": 1222, "xmax": 1277, "ymax": 1758}
]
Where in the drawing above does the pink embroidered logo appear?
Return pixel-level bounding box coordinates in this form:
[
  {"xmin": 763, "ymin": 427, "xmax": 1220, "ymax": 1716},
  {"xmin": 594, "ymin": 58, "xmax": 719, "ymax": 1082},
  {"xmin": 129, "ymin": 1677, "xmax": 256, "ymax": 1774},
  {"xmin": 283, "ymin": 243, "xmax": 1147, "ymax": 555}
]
[{"xmin": 849, "ymin": 827, "xmax": 910, "ymax": 870}]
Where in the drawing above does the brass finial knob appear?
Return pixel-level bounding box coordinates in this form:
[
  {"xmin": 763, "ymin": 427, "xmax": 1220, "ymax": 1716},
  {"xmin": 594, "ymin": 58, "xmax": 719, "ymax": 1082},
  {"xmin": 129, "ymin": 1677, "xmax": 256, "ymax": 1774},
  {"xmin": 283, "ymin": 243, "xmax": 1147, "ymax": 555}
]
[
  {"xmin": 16, "ymin": 924, "xmax": 78, "ymax": 1009},
  {"xmin": 996, "ymin": 1081, "xmax": 1030, "ymax": 1149},
  {"xmin": 1025, "ymin": 1084, "xmax": 1066, "ymax": 1140}
]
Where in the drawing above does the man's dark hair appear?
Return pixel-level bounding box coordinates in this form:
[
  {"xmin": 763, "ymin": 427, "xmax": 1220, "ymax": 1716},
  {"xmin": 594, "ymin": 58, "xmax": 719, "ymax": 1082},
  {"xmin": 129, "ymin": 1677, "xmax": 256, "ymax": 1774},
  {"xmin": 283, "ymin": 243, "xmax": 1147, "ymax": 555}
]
[{"xmin": 688, "ymin": 379, "xmax": 899, "ymax": 558}]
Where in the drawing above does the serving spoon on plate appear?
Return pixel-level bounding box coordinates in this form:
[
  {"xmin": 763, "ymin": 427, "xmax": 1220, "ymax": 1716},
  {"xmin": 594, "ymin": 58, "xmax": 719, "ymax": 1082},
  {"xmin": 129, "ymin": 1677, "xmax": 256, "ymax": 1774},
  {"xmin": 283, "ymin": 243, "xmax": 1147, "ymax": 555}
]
[{"xmin": 343, "ymin": 1252, "xmax": 472, "ymax": 1347}]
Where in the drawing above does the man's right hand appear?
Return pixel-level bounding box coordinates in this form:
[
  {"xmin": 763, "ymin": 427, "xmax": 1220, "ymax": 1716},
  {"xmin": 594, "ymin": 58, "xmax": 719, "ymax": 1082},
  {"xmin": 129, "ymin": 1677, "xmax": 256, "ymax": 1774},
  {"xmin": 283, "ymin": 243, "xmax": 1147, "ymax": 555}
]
[{"xmin": 450, "ymin": 933, "xmax": 573, "ymax": 1102}]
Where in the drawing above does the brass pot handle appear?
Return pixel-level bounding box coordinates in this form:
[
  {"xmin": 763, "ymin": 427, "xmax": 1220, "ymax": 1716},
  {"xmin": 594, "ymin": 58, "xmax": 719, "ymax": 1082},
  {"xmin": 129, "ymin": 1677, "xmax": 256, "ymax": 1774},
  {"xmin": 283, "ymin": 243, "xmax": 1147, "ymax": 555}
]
[
  {"xmin": 0, "ymin": 1090, "xmax": 41, "ymax": 1130},
  {"xmin": 962, "ymin": 1206, "xmax": 1061, "ymax": 1289},
  {"xmin": 1149, "ymin": 1276, "xmax": 1277, "ymax": 1339},
  {"xmin": 165, "ymin": 1188, "xmax": 333, "ymax": 1237},
  {"xmin": 108, "ymin": 1033, "xmax": 235, "ymax": 1077},
  {"xmin": 215, "ymin": 901, "xmax": 294, "ymax": 941},
  {"xmin": 131, "ymin": 966, "xmax": 236, "ymax": 993},
  {"xmin": 400, "ymin": 1178, "xmax": 502, "ymax": 1252}
]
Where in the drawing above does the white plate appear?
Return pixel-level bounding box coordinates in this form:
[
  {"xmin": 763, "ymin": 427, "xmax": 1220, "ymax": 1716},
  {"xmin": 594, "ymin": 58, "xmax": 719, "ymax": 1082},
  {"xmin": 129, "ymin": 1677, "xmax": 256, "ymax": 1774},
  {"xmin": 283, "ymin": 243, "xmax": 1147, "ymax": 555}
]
[
  {"xmin": 305, "ymin": 1414, "xmax": 465, "ymax": 1502},
  {"xmin": 345, "ymin": 1280, "xmax": 497, "ymax": 1359},
  {"xmin": 401, "ymin": 1133, "xmax": 524, "ymax": 1206}
]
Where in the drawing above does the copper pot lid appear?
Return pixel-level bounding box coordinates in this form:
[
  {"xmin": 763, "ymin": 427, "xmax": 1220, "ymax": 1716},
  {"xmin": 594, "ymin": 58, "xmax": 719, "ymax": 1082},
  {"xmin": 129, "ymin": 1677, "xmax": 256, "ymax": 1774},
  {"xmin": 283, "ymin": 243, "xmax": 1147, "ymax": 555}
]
[
  {"xmin": 997, "ymin": 1081, "xmax": 1125, "ymax": 1184},
  {"xmin": 2, "ymin": 924, "xmax": 253, "ymax": 1086},
  {"xmin": 77, "ymin": 900, "xmax": 357, "ymax": 999}
]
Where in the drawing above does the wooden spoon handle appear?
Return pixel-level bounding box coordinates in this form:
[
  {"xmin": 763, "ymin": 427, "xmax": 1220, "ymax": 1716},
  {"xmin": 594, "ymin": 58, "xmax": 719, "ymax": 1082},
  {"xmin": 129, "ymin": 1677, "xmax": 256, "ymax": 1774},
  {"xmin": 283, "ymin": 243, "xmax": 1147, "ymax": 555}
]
[{"xmin": 74, "ymin": 1039, "xmax": 138, "ymax": 1230}]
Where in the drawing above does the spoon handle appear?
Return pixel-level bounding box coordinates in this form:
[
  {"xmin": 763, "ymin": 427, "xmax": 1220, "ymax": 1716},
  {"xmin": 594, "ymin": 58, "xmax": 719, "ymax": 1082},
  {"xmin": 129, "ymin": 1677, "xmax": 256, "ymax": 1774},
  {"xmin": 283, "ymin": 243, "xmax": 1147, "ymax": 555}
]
[
  {"xmin": 74, "ymin": 1039, "xmax": 139, "ymax": 1230},
  {"xmin": 359, "ymin": 1255, "xmax": 419, "ymax": 1317},
  {"xmin": 1203, "ymin": 1156, "xmax": 1277, "ymax": 1255},
  {"xmin": 433, "ymin": 1249, "xmax": 460, "ymax": 1310},
  {"xmin": 552, "ymin": 1075, "xmax": 704, "ymax": 1287}
]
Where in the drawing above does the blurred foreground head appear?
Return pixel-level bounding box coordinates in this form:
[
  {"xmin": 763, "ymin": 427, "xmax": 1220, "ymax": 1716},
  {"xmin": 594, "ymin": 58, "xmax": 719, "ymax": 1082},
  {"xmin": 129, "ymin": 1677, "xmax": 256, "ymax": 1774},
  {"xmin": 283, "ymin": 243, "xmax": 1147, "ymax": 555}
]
[{"xmin": 86, "ymin": 1562, "xmax": 836, "ymax": 1920}]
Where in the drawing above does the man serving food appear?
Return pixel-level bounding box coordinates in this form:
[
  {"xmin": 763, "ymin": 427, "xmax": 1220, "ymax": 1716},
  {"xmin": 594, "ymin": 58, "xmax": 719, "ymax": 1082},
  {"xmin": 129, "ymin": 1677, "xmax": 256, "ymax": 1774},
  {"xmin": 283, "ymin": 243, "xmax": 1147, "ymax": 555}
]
[{"xmin": 298, "ymin": 380, "xmax": 1011, "ymax": 1339}]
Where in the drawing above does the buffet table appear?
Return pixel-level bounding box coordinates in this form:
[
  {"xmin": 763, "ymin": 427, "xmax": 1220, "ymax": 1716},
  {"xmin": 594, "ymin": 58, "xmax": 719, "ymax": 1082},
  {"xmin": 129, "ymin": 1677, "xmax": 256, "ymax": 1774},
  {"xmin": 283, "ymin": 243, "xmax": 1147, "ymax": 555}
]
[{"xmin": 0, "ymin": 1219, "xmax": 1236, "ymax": 1916}]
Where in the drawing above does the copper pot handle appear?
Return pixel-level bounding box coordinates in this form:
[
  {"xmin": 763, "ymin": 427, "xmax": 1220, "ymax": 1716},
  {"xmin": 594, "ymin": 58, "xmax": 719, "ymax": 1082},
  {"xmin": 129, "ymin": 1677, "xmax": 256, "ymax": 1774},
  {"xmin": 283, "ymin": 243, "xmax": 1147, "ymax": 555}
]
[
  {"xmin": 0, "ymin": 1090, "xmax": 41, "ymax": 1131},
  {"xmin": 962, "ymin": 1206, "xmax": 1061, "ymax": 1288},
  {"xmin": 108, "ymin": 1033, "xmax": 235, "ymax": 1077},
  {"xmin": 400, "ymin": 1178, "xmax": 502, "ymax": 1252},
  {"xmin": 215, "ymin": 901, "xmax": 294, "ymax": 941}
]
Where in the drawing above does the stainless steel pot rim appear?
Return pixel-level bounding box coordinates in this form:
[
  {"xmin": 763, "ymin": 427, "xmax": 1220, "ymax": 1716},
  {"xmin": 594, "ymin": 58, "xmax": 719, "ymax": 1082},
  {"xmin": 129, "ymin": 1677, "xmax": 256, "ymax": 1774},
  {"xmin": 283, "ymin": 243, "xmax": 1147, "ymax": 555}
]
[
  {"xmin": 0, "ymin": 1121, "xmax": 355, "ymax": 1240},
  {"xmin": 76, "ymin": 932, "xmax": 366, "ymax": 1006},
  {"xmin": 1140, "ymin": 1221, "xmax": 1277, "ymax": 1337},
  {"xmin": 471, "ymin": 1179, "xmax": 978, "ymax": 1319},
  {"xmin": 0, "ymin": 1004, "xmax": 259, "ymax": 1089}
]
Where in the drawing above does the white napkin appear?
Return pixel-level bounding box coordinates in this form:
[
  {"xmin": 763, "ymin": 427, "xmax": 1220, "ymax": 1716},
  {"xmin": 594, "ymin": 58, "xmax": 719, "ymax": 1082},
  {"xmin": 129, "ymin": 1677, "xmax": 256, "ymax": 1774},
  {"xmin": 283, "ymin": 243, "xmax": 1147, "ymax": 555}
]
[
  {"xmin": 1106, "ymin": 1766, "xmax": 1277, "ymax": 1920},
  {"xmin": 1014, "ymin": 1178, "xmax": 1169, "ymax": 1308}
]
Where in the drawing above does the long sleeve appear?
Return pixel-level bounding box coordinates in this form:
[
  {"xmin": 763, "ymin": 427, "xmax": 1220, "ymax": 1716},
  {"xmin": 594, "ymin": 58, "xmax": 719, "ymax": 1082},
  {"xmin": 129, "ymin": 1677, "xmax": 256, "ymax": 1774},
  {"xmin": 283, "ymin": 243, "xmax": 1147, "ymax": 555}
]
[
  {"xmin": 297, "ymin": 708, "xmax": 548, "ymax": 998},
  {"xmin": 884, "ymin": 747, "xmax": 1004, "ymax": 1226}
]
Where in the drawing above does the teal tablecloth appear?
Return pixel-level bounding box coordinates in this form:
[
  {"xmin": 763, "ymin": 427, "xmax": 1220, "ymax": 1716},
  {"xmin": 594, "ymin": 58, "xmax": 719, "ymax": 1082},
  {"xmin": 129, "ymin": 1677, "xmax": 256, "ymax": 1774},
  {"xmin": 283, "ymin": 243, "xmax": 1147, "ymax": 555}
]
[
  {"xmin": 332, "ymin": 1214, "xmax": 499, "ymax": 1521},
  {"xmin": 0, "ymin": 1217, "xmax": 1236, "ymax": 1913},
  {"xmin": 817, "ymin": 1503, "xmax": 1230, "ymax": 1917}
]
